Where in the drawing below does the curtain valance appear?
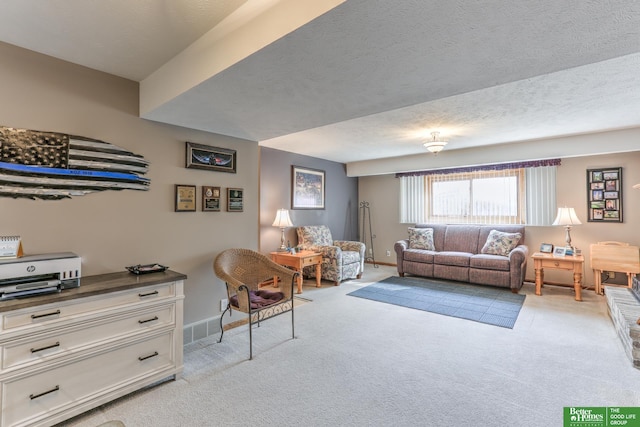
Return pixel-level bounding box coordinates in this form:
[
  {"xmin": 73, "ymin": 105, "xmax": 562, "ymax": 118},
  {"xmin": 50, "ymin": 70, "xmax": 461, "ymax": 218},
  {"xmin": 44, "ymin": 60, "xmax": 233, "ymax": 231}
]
[{"xmin": 395, "ymin": 159, "xmax": 561, "ymax": 178}]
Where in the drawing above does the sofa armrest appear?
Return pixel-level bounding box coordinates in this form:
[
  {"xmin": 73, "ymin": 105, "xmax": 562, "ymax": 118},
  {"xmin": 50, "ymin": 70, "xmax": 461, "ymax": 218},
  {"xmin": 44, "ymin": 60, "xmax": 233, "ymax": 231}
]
[
  {"xmin": 394, "ymin": 239, "xmax": 409, "ymax": 275},
  {"xmin": 508, "ymin": 244, "xmax": 529, "ymax": 291},
  {"xmin": 509, "ymin": 245, "xmax": 528, "ymax": 263}
]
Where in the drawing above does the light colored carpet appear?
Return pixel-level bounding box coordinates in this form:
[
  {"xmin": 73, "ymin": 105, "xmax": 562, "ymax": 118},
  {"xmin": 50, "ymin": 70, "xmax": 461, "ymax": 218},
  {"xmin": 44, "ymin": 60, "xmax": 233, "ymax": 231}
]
[{"xmin": 60, "ymin": 265, "xmax": 640, "ymax": 427}]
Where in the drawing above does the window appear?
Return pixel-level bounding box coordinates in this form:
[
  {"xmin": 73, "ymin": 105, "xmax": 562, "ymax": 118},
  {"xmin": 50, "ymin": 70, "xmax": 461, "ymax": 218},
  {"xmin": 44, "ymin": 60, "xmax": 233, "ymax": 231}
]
[
  {"xmin": 398, "ymin": 159, "xmax": 559, "ymax": 225},
  {"xmin": 427, "ymin": 169, "xmax": 524, "ymax": 224}
]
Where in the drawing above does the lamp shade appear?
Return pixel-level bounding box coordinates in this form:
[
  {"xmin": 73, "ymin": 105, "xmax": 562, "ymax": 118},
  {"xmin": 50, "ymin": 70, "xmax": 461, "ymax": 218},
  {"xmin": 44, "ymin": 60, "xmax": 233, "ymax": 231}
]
[
  {"xmin": 423, "ymin": 142, "xmax": 448, "ymax": 153},
  {"xmin": 552, "ymin": 207, "xmax": 581, "ymax": 226},
  {"xmin": 272, "ymin": 209, "xmax": 293, "ymax": 228}
]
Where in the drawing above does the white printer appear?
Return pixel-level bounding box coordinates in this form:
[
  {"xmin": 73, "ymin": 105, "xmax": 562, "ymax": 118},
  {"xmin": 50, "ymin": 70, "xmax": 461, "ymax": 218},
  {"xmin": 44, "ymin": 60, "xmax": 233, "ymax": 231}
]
[{"xmin": 0, "ymin": 252, "xmax": 81, "ymax": 300}]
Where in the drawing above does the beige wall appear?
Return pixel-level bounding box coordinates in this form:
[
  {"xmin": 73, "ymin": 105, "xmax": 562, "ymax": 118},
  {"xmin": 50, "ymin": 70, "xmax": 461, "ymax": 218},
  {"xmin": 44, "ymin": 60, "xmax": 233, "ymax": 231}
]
[
  {"xmin": 359, "ymin": 150, "xmax": 640, "ymax": 287},
  {"xmin": 0, "ymin": 42, "xmax": 258, "ymax": 325}
]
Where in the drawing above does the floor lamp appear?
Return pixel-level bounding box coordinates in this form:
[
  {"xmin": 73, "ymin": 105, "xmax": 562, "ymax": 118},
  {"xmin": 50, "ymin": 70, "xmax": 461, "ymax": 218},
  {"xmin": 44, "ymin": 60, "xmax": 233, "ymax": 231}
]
[{"xmin": 272, "ymin": 209, "xmax": 293, "ymax": 251}]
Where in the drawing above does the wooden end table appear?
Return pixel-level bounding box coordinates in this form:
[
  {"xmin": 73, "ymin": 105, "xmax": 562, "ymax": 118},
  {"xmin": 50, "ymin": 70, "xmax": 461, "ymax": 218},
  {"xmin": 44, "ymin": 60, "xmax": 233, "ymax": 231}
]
[
  {"xmin": 270, "ymin": 250, "xmax": 322, "ymax": 294},
  {"xmin": 531, "ymin": 252, "xmax": 585, "ymax": 301}
]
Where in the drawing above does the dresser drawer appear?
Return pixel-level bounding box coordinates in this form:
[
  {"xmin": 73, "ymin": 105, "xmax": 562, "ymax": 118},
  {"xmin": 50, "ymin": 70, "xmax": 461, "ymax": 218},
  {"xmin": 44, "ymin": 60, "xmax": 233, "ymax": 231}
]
[
  {"xmin": 2, "ymin": 304, "xmax": 175, "ymax": 371},
  {"xmin": 1, "ymin": 282, "xmax": 176, "ymax": 331},
  {"xmin": 1, "ymin": 331, "xmax": 175, "ymax": 427}
]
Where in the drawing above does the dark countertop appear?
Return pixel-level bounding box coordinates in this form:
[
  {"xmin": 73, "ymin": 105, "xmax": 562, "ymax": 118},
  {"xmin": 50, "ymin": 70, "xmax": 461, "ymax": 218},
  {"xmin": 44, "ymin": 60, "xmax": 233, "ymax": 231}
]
[{"xmin": 0, "ymin": 270, "xmax": 187, "ymax": 313}]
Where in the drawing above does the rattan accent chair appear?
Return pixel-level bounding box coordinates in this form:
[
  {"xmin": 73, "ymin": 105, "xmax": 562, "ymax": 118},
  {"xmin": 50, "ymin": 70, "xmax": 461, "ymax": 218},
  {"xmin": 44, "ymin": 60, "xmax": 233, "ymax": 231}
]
[{"xmin": 213, "ymin": 248, "xmax": 299, "ymax": 360}]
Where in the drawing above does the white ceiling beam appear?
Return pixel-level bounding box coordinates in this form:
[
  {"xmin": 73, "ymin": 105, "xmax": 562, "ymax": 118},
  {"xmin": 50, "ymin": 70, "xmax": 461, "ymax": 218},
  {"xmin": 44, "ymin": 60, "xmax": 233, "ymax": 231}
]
[
  {"xmin": 346, "ymin": 127, "xmax": 640, "ymax": 177},
  {"xmin": 140, "ymin": 0, "xmax": 345, "ymax": 118}
]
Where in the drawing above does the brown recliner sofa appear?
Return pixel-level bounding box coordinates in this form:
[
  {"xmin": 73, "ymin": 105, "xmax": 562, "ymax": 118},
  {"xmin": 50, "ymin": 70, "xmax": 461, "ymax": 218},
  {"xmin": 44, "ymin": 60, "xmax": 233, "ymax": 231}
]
[{"xmin": 394, "ymin": 224, "xmax": 529, "ymax": 293}]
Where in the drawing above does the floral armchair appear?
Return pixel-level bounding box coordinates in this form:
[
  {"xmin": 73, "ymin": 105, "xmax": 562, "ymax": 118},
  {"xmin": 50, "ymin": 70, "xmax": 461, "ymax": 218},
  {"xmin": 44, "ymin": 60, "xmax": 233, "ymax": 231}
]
[{"xmin": 296, "ymin": 225, "xmax": 366, "ymax": 285}]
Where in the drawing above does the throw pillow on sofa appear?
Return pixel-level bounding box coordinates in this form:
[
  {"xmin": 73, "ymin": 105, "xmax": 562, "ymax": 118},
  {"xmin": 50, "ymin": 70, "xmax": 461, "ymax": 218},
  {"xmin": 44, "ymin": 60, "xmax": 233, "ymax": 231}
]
[
  {"xmin": 481, "ymin": 229, "xmax": 522, "ymax": 256},
  {"xmin": 408, "ymin": 227, "xmax": 435, "ymax": 250}
]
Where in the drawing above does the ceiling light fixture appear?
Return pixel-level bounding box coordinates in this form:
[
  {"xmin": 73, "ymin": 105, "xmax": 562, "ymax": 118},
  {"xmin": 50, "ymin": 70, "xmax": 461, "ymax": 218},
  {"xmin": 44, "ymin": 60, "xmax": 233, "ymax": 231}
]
[{"xmin": 423, "ymin": 131, "xmax": 448, "ymax": 154}]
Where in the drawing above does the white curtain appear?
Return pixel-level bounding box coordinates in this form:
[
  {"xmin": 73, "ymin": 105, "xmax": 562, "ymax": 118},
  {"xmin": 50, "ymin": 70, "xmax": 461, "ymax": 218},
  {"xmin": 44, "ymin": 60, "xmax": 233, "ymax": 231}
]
[
  {"xmin": 525, "ymin": 166, "xmax": 557, "ymax": 226},
  {"xmin": 399, "ymin": 175, "xmax": 426, "ymax": 223}
]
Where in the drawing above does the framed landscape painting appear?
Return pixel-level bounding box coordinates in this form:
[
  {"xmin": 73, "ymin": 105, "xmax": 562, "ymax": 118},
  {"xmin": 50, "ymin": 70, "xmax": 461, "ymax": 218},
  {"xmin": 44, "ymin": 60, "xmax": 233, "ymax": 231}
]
[{"xmin": 292, "ymin": 166, "xmax": 325, "ymax": 209}]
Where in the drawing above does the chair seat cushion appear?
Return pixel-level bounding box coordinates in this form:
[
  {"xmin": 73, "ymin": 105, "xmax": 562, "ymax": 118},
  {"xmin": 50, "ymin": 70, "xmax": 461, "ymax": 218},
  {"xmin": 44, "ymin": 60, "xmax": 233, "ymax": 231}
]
[
  {"xmin": 342, "ymin": 250, "xmax": 360, "ymax": 264},
  {"xmin": 231, "ymin": 289, "xmax": 285, "ymax": 309}
]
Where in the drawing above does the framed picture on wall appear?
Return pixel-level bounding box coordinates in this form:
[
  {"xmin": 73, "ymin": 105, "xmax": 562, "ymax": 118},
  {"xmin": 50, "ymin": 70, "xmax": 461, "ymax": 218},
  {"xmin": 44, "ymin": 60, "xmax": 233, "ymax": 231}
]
[
  {"xmin": 227, "ymin": 188, "xmax": 243, "ymax": 212},
  {"xmin": 291, "ymin": 166, "xmax": 325, "ymax": 209},
  {"xmin": 202, "ymin": 186, "xmax": 221, "ymax": 211},
  {"xmin": 175, "ymin": 184, "xmax": 196, "ymax": 212},
  {"xmin": 587, "ymin": 167, "xmax": 622, "ymax": 222},
  {"xmin": 186, "ymin": 142, "xmax": 236, "ymax": 173}
]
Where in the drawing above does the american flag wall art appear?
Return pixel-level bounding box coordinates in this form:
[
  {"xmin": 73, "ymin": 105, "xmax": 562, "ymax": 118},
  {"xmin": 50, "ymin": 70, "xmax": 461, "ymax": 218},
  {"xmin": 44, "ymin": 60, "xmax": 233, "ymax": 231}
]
[{"xmin": 0, "ymin": 126, "xmax": 149, "ymax": 200}]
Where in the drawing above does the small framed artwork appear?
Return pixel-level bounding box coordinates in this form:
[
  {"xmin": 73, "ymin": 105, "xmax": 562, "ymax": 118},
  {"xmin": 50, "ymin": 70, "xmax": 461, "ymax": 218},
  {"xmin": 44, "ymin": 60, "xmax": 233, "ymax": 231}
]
[
  {"xmin": 175, "ymin": 184, "xmax": 196, "ymax": 212},
  {"xmin": 202, "ymin": 186, "xmax": 221, "ymax": 212},
  {"xmin": 292, "ymin": 165, "xmax": 325, "ymax": 209},
  {"xmin": 539, "ymin": 243, "xmax": 553, "ymax": 253},
  {"xmin": 587, "ymin": 167, "xmax": 622, "ymax": 222},
  {"xmin": 186, "ymin": 142, "xmax": 236, "ymax": 173},
  {"xmin": 227, "ymin": 188, "xmax": 243, "ymax": 212},
  {"xmin": 553, "ymin": 246, "xmax": 567, "ymax": 258}
]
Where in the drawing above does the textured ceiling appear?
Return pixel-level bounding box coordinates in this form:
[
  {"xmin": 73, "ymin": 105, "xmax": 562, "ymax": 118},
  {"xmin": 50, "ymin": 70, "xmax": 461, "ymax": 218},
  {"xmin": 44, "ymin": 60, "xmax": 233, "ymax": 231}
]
[{"xmin": 0, "ymin": 0, "xmax": 639, "ymax": 166}]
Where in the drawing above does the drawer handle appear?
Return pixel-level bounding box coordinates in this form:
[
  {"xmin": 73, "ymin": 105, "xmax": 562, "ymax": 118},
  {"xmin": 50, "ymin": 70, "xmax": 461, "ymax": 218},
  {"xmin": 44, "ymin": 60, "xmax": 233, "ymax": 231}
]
[
  {"xmin": 138, "ymin": 351, "xmax": 159, "ymax": 361},
  {"xmin": 139, "ymin": 290, "xmax": 159, "ymax": 298},
  {"xmin": 29, "ymin": 385, "xmax": 59, "ymax": 400},
  {"xmin": 31, "ymin": 310, "xmax": 61, "ymax": 320},
  {"xmin": 138, "ymin": 316, "xmax": 159, "ymax": 324},
  {"xmin": 554, "ymin": 262, "xmax": 560, "ymax": 267},
  {"xmin": 31, "ymin": 341, "xmax": 61, "ymax": 353}
]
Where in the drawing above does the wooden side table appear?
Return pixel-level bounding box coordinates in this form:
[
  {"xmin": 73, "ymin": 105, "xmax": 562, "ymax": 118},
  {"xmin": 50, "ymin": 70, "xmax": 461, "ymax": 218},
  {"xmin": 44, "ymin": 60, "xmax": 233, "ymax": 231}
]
[
  {"xmin": 270, "ymin": 250, "xmax": 322, "ymax": 294},
  {"xmin": 532, "ymin": 252, "xmax": 585, "ymax": 301}
]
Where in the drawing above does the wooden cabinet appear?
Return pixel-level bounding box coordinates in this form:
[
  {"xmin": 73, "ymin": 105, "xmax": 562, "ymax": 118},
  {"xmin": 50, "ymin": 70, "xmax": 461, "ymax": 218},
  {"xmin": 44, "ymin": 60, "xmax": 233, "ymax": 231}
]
[{"xmin": 0, "ymin": 270, "xmax": 186, "ymax": 427}]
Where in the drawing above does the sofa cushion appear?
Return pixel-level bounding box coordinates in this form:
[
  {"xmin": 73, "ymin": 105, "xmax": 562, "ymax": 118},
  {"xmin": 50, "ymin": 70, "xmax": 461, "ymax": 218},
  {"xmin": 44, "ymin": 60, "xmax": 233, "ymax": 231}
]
[
  {"xmin": 408, "ymin": 227, "xmax": 435, "ymax": 250},
  {"xmin": 434, "ymin": 251, "xmax": 472, "ymax": 267},
  {"xmin": 481, "ymin": 230, "xmax": 522, "ymax": 256},
  {"xmin": 442, "ymin": 226, "xmax": 481, "ymax": 253},
  {"xmin": 470, "ymin": 254, "xmax": 511, "ymax": 272},
  {"xmin": 404, "ymin": 248, "xmax": 436, "ymax": 263}
]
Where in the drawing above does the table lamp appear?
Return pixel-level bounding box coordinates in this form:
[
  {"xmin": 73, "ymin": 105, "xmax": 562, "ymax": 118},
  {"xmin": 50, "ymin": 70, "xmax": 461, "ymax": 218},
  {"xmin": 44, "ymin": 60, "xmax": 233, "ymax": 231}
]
[
  {"xmin": 272, "ymin": 209, "xmax": 293, "ymax": 251},
  {"xmin": 552, "ymin": 207, "xmax": 581, "ymax": 251}
]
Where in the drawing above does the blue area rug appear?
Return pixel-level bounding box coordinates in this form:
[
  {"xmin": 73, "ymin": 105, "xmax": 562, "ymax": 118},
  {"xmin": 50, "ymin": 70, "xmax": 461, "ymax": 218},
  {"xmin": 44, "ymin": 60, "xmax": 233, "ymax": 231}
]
[{"xmin": 347, "ymin": 276, "xmax": 525, "ymax": 328}]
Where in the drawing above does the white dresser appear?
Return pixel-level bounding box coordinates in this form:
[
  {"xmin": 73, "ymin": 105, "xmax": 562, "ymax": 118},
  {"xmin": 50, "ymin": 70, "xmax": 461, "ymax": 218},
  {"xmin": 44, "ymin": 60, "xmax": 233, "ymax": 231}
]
[{"xmin": 0, "ymin": 270, "xmax": 186, "ymax": 427}]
